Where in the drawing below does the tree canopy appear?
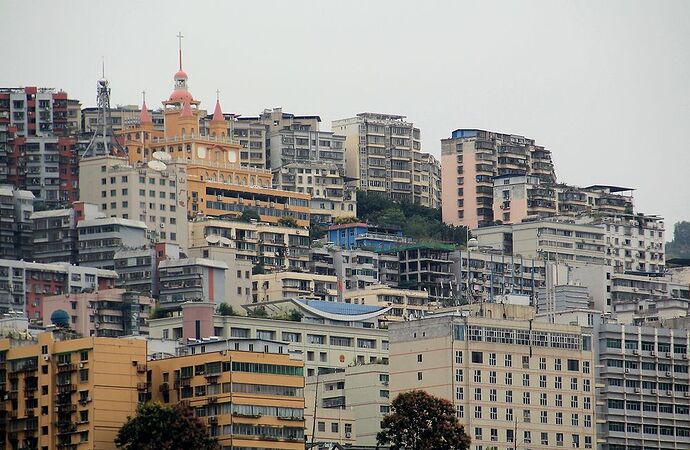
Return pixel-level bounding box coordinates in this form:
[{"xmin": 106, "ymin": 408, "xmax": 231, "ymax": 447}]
[
  {"xmin": 115, "ymin": 402, "xmax": 219, "ymax": 450},
  {"xmin": 217, "ymin": 302, "xmax": 236, "ymax": 316},
  {"xmin": 667, "ymin": 221, "xmax": 690, "ymax": 258},
  {"xmin": 239, "ymin": 208, "xmax": 261, "ymax": 222},
  {"xmin": 377, "ymin": 390, "xmax": 471, "ymax": 450},
  {"xmin": 357, "ymin": 190, "xmax": 468, "ymax": 246}
]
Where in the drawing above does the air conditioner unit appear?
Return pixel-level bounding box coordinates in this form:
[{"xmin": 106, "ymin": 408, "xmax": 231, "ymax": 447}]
[
  {"xmin": 650, "ymin": 351, "xmax": 656, "ymax": 356},
  {"xmin": 625, "ymin": 369, "xmax": 630, "ymax": 374},
  {"xmin": 666, "ymin": 371, "xmax": 671, "ymax": 377},
  {"xmin": 633, "ymin": 350, "xmax": 639, "ymax": 355},
  {"xmin": 79, "ymin": 362, "xmax": 85, "ymax": 369},
  {"xmin": 43, "ymin": 355, "xmax": 50, "ymax": 361},
  {"xmin": 651, "ymin": 389, "xmax": 657, "ymax": 394},
  {"xmin": 685, "ymin": 392, "xmax": 689, "ymax": 398},
  {"xmin": 665, "ymin": 352, "xmax": 672, "ymax": 358},
  {"xmin": 345, "ymin": 432, "xmax": 352, "ymax": 438},
  {"xmin": 634, "ymin": 388, "xmax": 640, "ymax": 393},
  {"xmin": 683, "ymin": 354, "xmax": 688, "ymax": 360}
]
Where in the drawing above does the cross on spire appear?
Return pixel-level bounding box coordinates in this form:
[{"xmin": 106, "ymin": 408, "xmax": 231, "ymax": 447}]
[
  {"xmin": 216, "ymin": 89, "xmax": 220, "ymax": 101},
  {"xmin": 176, "ymin": 32, "xmax": 184, "ymax": 70},
  {"xmin": 142, "ymin": 90, "xmax": 146, "ymax": 103}
]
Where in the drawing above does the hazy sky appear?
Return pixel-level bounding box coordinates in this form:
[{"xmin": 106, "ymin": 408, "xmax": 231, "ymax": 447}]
[{"xmin": 2, "ymin": 0, "xmax": 689, "ymax": 233}]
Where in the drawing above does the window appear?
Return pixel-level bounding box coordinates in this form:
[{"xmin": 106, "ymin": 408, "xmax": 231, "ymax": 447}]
[
  {"xmin": 474, "ymin": 370, "xmax": 482, "ymax": 383},
  {"xmin": 474, "ymin": 388, "xmax": 482, "ymax": 401},
  {"xmin": 505, "ymin": 390, "xmax": 513, "ymax": 403},
  {"xmin": 539, "ymin": 357, "xmax": 547, "ymax": 370},
  {"xmin": 571, "ymin": 378, "xmax": 578, "ymax": 390},
  {"xmin": 474, "ymin": 427, "xmax": 482, "ymax": 440},
  {"xmin": 317, "ymin": 422, "xmax": 325, "ymax": 432},
  {"xmin": 523, "ymin": 392, "xmax": 531, "ymax": 404},
  {"xmin": 522, "ymin": 373, "xmax": 530, "ymax": 386},
  {"xmin": 556, "ymin": 394, "xmax": 563, "ymax": 407},
  {"xmin": 474, "ymin": 406, "xmax": 482, "ymax": 419},
  {"xmin": 471, "ymin": 351, "xmax": 483, "ymax": 364},
  {"xmin": 490, "ymin": 427, "xmax": 498, "ymax": 442},
  {"xmin": 572, "ymin": 413, "xmax": 579, "ymax": 426},
  {"xmin": 555, "ymin": 376, "xmax": 562, "ymax": 389},
  {"xmin": 504, "ymin": 354, "xmax": 512, "ymax": 367},
  {"xmin": 455, "ymin": 369, "xmax": 463, "ymax": 382},
  {"xmin": 505, "ymin": 372, "xmax": 512, "ymax": 385},
  {"xmin": 489, "ymin": 370, "xmax": 496, "ymax": 384},
  {"xmin": 417, "ymin": 354, "xmax": 423, "ymax": 363},
  {"xmin": 489, "ymin": 388, "xmax": 497, "ymax": 402},
  {"xmin": 540, "ymin": 375, "xmax": 547, "ymax": 388},
  {"xmin": 505, "ymin": 408, "xmax": 513, "ymax": 421},
  {"xmin": 456, "ymin": 387, "xmax": 464, "ymax": 400},
  {"xmin": 455, "ymin": 351, "xmax": 463, "ymax": 364},
  {"xmin": 540, "ymin": 392, "xmax": 547, "ymax": 406},
  {"xmin": 556, "ymin": 412, "xmax": 563, "ymax": 425},
  {"xmin": 331, "ymin": 423, "xmax": 338, "ymax": 433},
  {"xmin": 554, "ymin": 358, "xmax": 562, "ymax": 371},
  {"xmin": 488, "ymin": 352, "xmax": 496, "ymax": 366},
  {"xmin": 540, "ymin": 410, "xmax": 548, "ymax": 424}
]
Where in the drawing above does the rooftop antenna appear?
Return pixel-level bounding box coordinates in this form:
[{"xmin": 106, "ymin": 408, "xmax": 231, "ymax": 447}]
[{"xmin": 81, "ymin": 58, "xmax": 126, "ymax": 159}]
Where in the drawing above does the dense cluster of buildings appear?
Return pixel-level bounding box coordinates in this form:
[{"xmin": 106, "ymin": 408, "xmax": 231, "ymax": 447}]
[{"xmin": 0, "ymin": 43, "xmax": 688, "ymax": 450}]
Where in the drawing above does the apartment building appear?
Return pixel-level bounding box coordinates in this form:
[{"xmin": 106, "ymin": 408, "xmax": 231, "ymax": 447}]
[
  {"xmin": 587, "ymin": 213, "xmax": 665, "ymax": 274},
  {"xmin": 413, "ymin": 151, "xmax": 442, "ymax": 209},
  {"xmin": 0, "ymin": 333, "xmax": 147, "ymax": 450},
  {"xmin": 441, "ymin": 128, "xmax": 556, "ymax": 228},
  {"xmin": 79, "ymin": 155, "xmax": 189, "ymax": 250},
  {"xmin": 0, "ymin": 259, "xmax": 117, "ymax": 321},
  {"xmin": 188, "ymin": 216, "xmax": 311, "ymax": 272},
  {"xmin": 157, "ymin": 258, "xmax": 229, "ymax": 311},
  {"xmin": 332, "ymin": 112, "xmax": 441, "ymax": 207},
  {"xmin": 305, "ymin": 364, "xmax": 390, "ymax": 446},
  {"xmin": 252, "ymin": 271, "xmax": 338, "ymax": 303},
  {"xmin": 148, "ymin": 300, "xmax": 391, "ymax": 378},
  {"xmin": 0, "ymin": 87, "xmax": 80, "ymax": 207},
  {"xmin": 0, "ymin": 185, "xmax": 34, "ymax": 261},
  {"xmin": 389, "ymin": 304, "xmax": 597, "ymax": 450},
  {"xmin": 77, "ymin": 217, "xmax": 149, "ymax": 270},
  {"xmin": 326, "ymin": 222, "xmax": 411, "ymax": 250},
  {"xmin": 227, "ymin": 115, "xmax": 267, "ymax": 168},
  {"xmin": 235, "ymin": 107, "xmax": 345, "ymax": 170},
  {"xmin": 31, "ymin": 202, "xmax": 103, "ymax": 265},
  {"xmin": 310, "ymin": 246, "xmax": 390, "ymax": 291},
  {"xmin": 383, "ymin": 243, "xmax": 457, "ymax": 303},
  {"xmin": 343, "ymin": 285, "xmax": 433, "ymax": 321},
  {"xmin": 148, "ymin": 338, "xmax": 305, "ymax": 450},
  {"xmin": 596, "ymin": 322, "xmax": 690, "ymax": 450},
  {"xmin": 81, "ymin": 104, "xmax": 165, "ymax": 133},
  {"xmin": 450, "ymin": 249, "xmax": 549, "ymax": 305},
  {"xmin": 43, "ymin": 289, "xmax": 153, "ymax": 337},
  {"xmin": 273, "ymin": 161, "xmax": 356, "ymax": 224},
  {"xmin": 492, "ymin": 176, "xmax": 636, "ymax": 226},
  {"xmin": 474, "ymin": 219, "xmax": 607, "ymax": 265},
  {"xmin": 186, "ymin": 245, "xmax": 253, "ymax": 308}
]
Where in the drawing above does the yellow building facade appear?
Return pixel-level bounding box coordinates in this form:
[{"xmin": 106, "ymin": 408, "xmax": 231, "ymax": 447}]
[
  {"xmin": 148, "ymin": 340, "xmax": 305, "ymax": 450},
  {"xmin": 116, "ymin": 58, "xmax": 310, "ymax": 227},
  {"xmin": 0, "ymin": 333, "xmax": 147, "ymax": 450}
]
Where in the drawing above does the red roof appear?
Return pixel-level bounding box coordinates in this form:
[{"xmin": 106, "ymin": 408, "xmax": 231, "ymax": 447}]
[
  {"xmin": 139, "ymin": 100, "xmax": 152, "ymax": 124},
  {"xmin": 212, "ymin": 99, "xmax": 224, "ymax": 122}
]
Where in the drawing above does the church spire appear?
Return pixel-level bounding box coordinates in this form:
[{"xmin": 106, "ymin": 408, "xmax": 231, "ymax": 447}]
[
  {"xmin": 139, "ymin": 91, "xmax": 153, "ymax": 125},
  {"xmin": 212, "ymin": 90, "xmax": 224, "ymax": 122}
]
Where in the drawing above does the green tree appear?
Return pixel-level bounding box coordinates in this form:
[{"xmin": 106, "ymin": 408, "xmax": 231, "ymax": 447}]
[
  {"xmin": 377, "ymin": 390, "xmax": 471, "ymax": 450},
  {"xmin": 252, "ymin": 262, "xmax": 265, "ymax": 275},
  {"xmin": 148, "ymin": 305, "xmax": 167, "ymax": 320},
  {"xmin": 277, "ymin": 217, "xmax": 298, "ymax": 228},
  {"xmin": 288, "ymin": 309, "xmax": 303, "ymax": 322},
  {"xmin": 115, "ymin": 402, "xmax": 219, "ymax": 450},
  {"xmin": 667, "ymin": 221, "xmax": 690, "ymax": 258},
  {"xmin": 239, "ymin": 208, "xmax": 261, "ymax": 222},
  {"xmin": 217, "ymin": 302, "xmax": 235, "ymax": 316},
  {"xmin": 247, "ymin": 306, "xmax": 268, "ymax": 318}
]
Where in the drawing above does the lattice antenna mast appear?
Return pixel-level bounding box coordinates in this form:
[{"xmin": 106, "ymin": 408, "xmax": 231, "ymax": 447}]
[{"xmin": 82, "ymin": 59, "xmax": 126, "ymax": 158}]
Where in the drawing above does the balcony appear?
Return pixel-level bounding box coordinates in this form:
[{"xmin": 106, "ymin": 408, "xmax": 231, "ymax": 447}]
[
  {"xmin": 57, "ymin": 364, "xmax": 77, "ymax": 373},
  {"xmin": 56, "ymin": 384, "xmax": 76, "ymax": 394}
]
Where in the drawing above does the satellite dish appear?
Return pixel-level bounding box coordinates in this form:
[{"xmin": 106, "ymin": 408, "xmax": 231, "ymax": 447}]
[
  {"xmin": 218, "ymin": 236, "xmax": 232, "ymax": 246},
  {"xmin": 205, "ymin": 235, "xmax": 220, "ymax": 244},
  {"xmin": 153, "ymin": 151, "xmax": 172, "ymax": 162},
  {"xmin": 147, "ymin": 160, "xmax": 167, "ymax": 172}
]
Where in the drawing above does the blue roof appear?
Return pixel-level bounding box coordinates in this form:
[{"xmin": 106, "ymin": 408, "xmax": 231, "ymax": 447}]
[{"xmin": 297, "ymin": 299, "xmax": 385, "ymax": 316}]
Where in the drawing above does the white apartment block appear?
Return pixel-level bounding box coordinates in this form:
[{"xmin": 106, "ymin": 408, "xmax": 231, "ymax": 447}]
[
  {"xmin": 596, "ymin": 322, "xmax": 690, "ymax": 450},
  {"xmin": 272, "ymin": 161, "xmax": 356, "ymax": 224},
  {"xmin": 188, "ymin": 216, "xmax": 311, "ymax": 271},
  {"xmin": 390, "ymin": 304, "xmax": 597, "ymax": 450},
  {"xmin": 332, "ymin": 112, "xmax": 441, "ymax": 208},
  {"xmin": 305, "ymin": 364, "xmax": 390, "ymax": 446},
  {"xmin": 474, "ymin": 220, "xmax": 607, "ymax": 265},
  {"xmin": 252, "ymin": 271, "xmax": 338, "ymax": 303},
  {"xmin": 79, "ymin": 155, "xmax": 189, "ymax": 249}
]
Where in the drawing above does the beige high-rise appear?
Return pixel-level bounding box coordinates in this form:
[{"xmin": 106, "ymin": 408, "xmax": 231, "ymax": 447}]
[{"xmin": 389, "ymin": 304, "xmax": 597, "ymax": 450}]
